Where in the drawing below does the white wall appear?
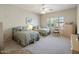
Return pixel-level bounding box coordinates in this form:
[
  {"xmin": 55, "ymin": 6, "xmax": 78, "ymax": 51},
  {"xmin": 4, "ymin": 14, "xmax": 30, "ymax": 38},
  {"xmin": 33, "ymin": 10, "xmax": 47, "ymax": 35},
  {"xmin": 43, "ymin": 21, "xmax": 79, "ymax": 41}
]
[
  {"xmin": 40, "ymin": 8, "xmax": 77, "ymax": 27},
  {"xmin": 77, "ymin": 5, "xmax": 79, "ymax": 34},
  {"xmin": 0, "ymin": 5, "xmax": 40, "ymax": 41}
]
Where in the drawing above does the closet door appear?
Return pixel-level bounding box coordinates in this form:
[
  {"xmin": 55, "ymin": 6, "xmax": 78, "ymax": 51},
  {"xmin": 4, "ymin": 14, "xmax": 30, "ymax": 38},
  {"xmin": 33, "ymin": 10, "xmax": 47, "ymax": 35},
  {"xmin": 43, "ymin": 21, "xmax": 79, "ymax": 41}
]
[{"xmin": 0, "ymin": 22, "xmax": 3, "ymax": 50}]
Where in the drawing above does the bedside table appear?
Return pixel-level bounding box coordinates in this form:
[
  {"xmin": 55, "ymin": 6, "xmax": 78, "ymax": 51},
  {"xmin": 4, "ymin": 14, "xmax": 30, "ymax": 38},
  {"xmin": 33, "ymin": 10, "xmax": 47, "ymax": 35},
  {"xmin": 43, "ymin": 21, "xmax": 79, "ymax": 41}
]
[{"xmin": 71, "ymin": 34, "xmax": 79, "ymax": 53}]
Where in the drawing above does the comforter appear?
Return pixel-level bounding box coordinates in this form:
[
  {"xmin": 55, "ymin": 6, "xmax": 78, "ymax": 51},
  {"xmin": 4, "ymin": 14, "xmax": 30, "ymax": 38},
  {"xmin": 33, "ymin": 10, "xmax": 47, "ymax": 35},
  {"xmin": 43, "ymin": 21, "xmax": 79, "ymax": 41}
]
[
  {"xmin": 13, "ymin": 30, "xmax": 40, "ymax": 47},
  {"xmin": 39, "ymin": 28, "xmax": 51, "ymax": 36}
]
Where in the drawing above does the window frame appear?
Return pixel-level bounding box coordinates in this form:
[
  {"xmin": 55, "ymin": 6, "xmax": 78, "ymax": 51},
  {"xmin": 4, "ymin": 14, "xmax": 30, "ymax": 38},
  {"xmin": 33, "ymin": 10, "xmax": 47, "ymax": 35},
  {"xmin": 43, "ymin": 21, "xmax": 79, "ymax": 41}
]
[{"xmin": 47, "ymin": 16, "xmax": 64, "ymax": 28}]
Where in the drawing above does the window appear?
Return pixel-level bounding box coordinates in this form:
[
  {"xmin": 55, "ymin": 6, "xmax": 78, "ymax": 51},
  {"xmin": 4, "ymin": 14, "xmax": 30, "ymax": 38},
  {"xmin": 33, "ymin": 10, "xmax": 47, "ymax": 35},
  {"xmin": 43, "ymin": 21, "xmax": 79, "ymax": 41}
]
[{"xmin": 47, "ymin": 16, "xmax": 64, "ymax": 28}]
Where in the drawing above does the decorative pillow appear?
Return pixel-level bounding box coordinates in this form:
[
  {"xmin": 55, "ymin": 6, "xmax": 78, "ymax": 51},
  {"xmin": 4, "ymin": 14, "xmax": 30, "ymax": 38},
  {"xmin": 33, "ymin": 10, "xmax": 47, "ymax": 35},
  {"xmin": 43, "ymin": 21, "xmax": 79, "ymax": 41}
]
[
  {"xmin": 13, "ymin": 26, "xmax": 23, "ymax": 31},
  {"xmin": 22, "ymin": 26, "xmax": 28, "ymax": 31}
]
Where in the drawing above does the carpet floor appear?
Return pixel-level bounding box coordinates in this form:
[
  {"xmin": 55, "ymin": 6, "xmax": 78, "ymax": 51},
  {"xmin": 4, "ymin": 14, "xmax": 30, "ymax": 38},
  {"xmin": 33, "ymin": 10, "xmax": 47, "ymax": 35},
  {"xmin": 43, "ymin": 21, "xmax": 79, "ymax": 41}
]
[{"xmin": 4, "ymin": 34, "xmax": 72, "ymax": 54}]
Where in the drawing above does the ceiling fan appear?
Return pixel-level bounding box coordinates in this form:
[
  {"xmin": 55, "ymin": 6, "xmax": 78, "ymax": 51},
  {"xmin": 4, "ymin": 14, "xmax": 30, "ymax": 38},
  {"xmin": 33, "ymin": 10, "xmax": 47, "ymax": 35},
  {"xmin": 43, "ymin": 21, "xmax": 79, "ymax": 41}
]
[{"xmin": 40, "ymin": 4, "xmax": 53, "ymax": 14}]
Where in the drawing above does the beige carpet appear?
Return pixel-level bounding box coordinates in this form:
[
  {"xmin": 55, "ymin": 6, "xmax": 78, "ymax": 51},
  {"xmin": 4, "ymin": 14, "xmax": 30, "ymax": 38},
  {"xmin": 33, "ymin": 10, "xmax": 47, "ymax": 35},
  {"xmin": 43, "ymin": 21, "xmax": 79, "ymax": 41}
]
[{"xmin": 4, "ymin": 34, "xmax": 72, "ymax": 54}]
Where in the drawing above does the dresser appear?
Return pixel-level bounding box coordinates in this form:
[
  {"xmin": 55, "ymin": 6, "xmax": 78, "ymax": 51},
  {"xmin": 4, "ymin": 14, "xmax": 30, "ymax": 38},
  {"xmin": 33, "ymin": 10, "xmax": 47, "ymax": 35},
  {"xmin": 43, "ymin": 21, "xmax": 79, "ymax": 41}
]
[{"xmin": 63, "ymin": 24, "xmax": 75, "ymax": 38}]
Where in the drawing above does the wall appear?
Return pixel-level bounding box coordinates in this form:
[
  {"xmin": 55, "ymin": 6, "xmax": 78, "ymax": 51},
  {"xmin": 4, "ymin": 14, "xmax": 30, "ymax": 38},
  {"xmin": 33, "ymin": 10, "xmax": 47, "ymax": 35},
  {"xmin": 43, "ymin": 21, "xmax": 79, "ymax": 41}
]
[
  {"xmin": 77, "ymin": 5, "xmax": 79, "ymax": 34},
  {"xmin": 40, "ymin": 8, "xmax": 77, "ymax": 27},
  {"xmin": 0, "ymin": 5, "xmax": 40, "ymax": 41}
]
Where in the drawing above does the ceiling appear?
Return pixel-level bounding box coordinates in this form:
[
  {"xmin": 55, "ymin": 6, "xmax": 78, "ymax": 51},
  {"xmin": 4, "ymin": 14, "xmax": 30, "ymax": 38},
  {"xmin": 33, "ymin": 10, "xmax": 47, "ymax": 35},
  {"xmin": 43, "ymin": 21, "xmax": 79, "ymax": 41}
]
[{"xmin": 14, "ymin": 4, "xmax": 77, "ymax": 14}]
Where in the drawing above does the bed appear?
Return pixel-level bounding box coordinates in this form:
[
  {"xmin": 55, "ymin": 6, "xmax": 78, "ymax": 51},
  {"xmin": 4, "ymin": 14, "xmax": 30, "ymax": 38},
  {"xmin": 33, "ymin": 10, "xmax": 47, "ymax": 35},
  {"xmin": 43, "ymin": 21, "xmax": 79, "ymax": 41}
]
[
  {"xmin": 39, "ymin": 28, "xmax": 51, "ymax": 36},
  {"xmin": 12, "ymin": 26, "xmax": 40, "ymax": 47}
]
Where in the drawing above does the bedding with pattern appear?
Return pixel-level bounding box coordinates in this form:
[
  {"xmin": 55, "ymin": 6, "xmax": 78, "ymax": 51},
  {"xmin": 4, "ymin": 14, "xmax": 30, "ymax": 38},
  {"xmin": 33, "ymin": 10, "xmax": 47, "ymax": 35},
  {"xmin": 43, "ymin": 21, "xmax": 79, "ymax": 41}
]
[
  {"xmin": 12, "ymin": 26, "xmax": 40, "ymax": 47},
  {"xmin": 39, "ymin": 28, "xmax": 51, "ymax": 36}
]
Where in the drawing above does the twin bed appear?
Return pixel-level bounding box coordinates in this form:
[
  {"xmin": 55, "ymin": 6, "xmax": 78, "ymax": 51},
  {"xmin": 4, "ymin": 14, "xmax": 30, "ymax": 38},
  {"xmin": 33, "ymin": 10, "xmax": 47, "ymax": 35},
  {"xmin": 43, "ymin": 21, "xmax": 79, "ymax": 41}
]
[
  {"xmin": 12, "ymin": 26, "xmax": 51, "ymax": 47},
  {"xmin": 39, "ymin": 28, "xmax": 51, "ymax": 36}
]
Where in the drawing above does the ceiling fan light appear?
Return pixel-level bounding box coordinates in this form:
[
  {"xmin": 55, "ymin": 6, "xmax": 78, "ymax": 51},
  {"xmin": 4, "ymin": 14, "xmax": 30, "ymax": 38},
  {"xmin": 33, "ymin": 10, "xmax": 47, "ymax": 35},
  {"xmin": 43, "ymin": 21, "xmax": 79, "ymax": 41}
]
[
  {"xmin": 44, "ymin": 8, "xmax": 49, "ymax": 12},
  {"xmin": 41, "ymin": 11, "xmax": 46, "ymax": 14}
]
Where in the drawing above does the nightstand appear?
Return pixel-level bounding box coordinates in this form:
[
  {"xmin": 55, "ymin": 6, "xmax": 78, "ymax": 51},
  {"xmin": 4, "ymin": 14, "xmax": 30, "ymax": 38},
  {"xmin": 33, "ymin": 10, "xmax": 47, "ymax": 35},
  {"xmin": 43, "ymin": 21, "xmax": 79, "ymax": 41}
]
[{"xmin": 71, "ymin": 34, "xmax": 79, "ymax": 53}]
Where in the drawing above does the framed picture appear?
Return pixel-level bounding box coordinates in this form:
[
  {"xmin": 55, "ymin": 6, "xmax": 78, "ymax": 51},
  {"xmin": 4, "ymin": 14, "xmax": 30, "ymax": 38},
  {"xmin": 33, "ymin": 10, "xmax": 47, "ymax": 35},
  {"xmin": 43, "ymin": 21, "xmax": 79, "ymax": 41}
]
[{"xmin": 26, "ymin": 17, "xmax": 32, "ymax": 24}]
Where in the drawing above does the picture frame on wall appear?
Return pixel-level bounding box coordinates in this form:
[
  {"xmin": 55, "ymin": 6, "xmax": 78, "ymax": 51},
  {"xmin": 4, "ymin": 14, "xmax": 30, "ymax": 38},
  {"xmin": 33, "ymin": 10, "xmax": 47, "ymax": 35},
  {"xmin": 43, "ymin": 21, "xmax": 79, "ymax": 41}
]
[{"xmin": 26, "ymin": 17, "xmax": 32, "ymax": 24}]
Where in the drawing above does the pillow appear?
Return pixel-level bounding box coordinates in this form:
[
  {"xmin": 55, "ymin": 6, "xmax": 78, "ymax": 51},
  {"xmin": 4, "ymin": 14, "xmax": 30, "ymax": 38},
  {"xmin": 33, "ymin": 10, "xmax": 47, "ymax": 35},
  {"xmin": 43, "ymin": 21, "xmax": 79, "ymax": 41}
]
[
  {"xmin": 22, "ymin": 27, "xmax": 28, "ymax": 31},
  {"xmin": 13, "ymin": 26, "xmax": 23, "ymax": 31},
  {"xmin": 27, "ymin": 24, "xmax": 33, "ymax": 30}
]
